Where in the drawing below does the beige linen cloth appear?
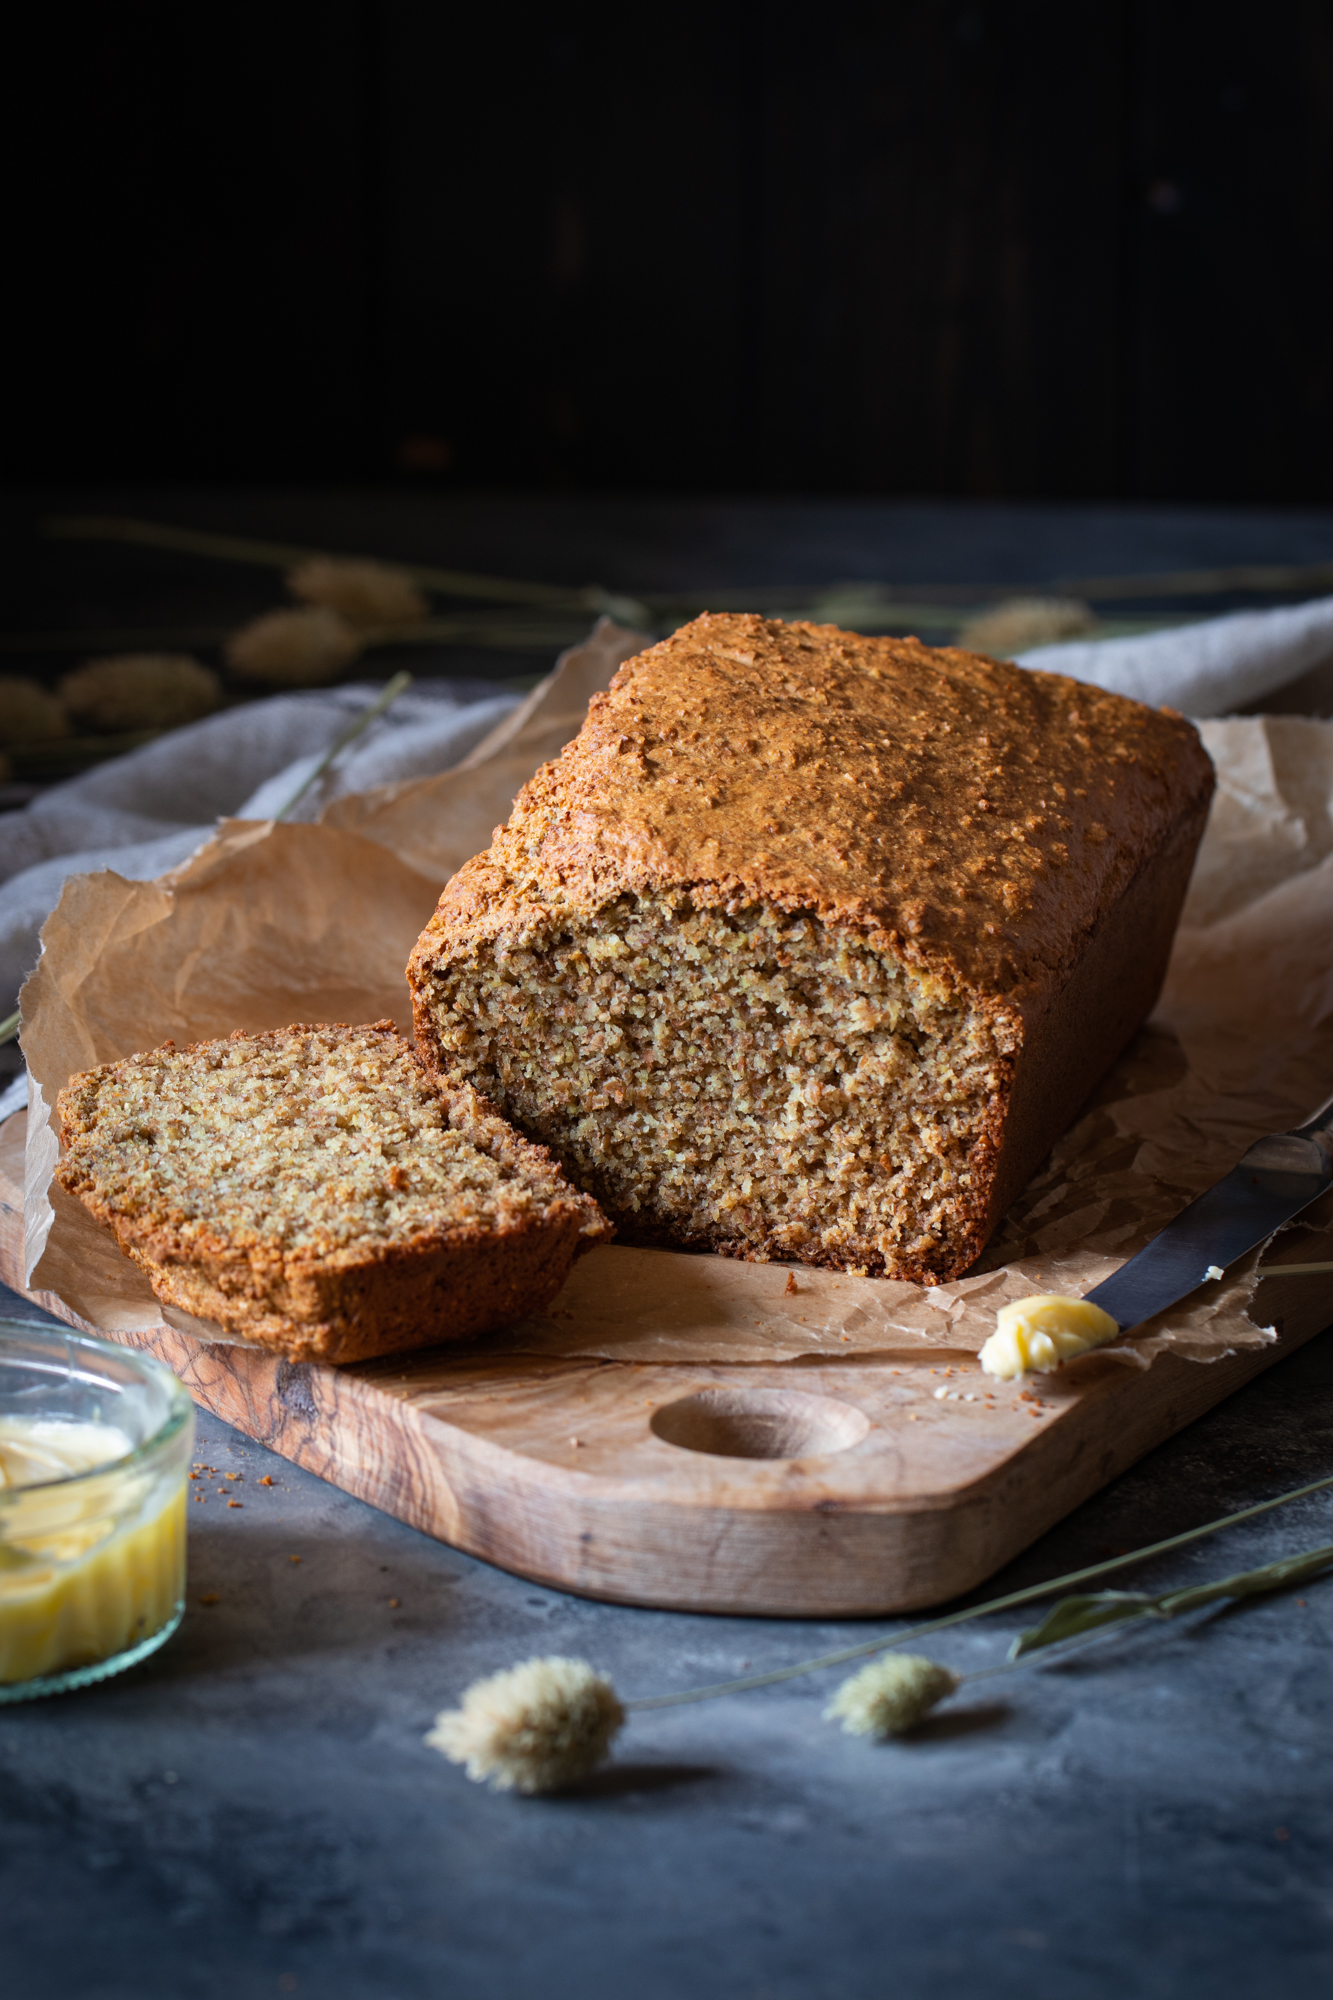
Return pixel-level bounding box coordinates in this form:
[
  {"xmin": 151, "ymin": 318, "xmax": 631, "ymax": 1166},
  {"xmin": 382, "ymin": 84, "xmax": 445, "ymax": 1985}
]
[{"xmin": 13, "ymin": 620, "xmax": 1333, "ymax": 1368}]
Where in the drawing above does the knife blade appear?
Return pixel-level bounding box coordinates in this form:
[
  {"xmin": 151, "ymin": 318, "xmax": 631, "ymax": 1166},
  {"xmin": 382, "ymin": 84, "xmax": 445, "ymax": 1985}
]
[{"xmin": 1084, "ymin": 1093, "xmax": 1333, "ymax": 1334}]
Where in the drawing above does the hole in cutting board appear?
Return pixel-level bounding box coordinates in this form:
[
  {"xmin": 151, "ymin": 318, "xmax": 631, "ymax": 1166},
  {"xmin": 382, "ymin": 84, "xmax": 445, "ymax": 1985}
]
[{"xmin": 650, "ymin": 1388, "xmax": 870, "ymax": 1460}]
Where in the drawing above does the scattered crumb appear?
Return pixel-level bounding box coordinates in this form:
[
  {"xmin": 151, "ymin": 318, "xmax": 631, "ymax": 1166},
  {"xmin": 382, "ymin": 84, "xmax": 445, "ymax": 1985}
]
[
  {"xmin": 388, "ymin": 1597, "xmax": 401, "ymax": 1609},
  {"xmin": 228, "ymin": 1499, "xmax": 243, "ymax": 1508},
  {"xmin": 198, "ymin": 1593, "xmax": 220, "ymax": 1606},
  {"xmin": 288, "ymin": 1555, "xmax": 302, "ymax": 1564},
  {"xmin": 784, "ymin": 1273, "xmax": 799, "ymax": 1296},
  {"xmin": 569, "ymin": 1436, "xmax": 582, "ymax": 1448},
  {"xmin": 259, "ymin": 1475, "xmax": 274, "ymax": 1486}
]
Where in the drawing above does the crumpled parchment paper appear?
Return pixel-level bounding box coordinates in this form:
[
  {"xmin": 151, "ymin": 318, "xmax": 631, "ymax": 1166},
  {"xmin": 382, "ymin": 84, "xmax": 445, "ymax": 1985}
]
[{"xmin": 15, "ymin": 628, "xmax": 1333, "ymax": 1368}]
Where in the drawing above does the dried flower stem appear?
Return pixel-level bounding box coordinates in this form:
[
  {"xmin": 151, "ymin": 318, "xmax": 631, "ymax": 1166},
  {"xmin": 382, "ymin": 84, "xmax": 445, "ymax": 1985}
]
[
  {"xmin": 358, "ymin": 616, "xmax": 605, "ymax": 650},
  {"xmin": 1008, "ymin": 1539, "xmax": 1333, "ymax": 1657},
  {"xmin": 0, "ymin": 615, "xmax": 603, "ymax": 658},
  {"xmin": 625, "ymin": 1469, "xmax": 1333, "ymax": 1711},
  {"xmin": 852, "ymin": 1534, "xmax": 1333, "ymax": 1719},
  {"xmin": 43, "ymin": 513, "xmax": 635, "ymax": 619},
  {"xmin": 0, "ymin": 626, "xmax": 235, "ymax": 653},
  {"xmin": 272, "ymin": 671, "xmax": 414, "ymax": 822},
  {"xmin": 1052, "ymin": 556, "xmax": 1333, "ymax": 602},
  {"xmin": 41, "ymin": 513, "xmax": 1333, "ymax": 660}
]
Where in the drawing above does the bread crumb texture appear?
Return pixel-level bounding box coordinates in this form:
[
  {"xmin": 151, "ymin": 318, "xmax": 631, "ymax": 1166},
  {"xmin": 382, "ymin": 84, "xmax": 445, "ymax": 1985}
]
[
  {"xmin": 419, "ymin": 889, "xmax": 1008, "ymax": 1279},
  {"xmin": 55, "ymin": 1021, "xmax": 610, "ymax": 1364},
  {"xmin": 409, "ymin": 615, "xmax": 1213, "ymax": 1282}
]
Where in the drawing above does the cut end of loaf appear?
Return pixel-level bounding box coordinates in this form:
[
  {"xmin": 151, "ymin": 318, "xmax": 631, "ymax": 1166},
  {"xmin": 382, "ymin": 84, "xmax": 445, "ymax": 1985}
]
[
  {"xmin": 54, "ymin": 1021, "xmax": 611, "ymax": 1363},
  {"xmin": 413, "ymin": 893, "xmax": 1017, "ymax": 1281}
]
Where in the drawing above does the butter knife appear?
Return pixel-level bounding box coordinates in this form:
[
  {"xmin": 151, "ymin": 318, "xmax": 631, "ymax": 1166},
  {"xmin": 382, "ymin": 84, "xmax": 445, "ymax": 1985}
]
[{"xmin": 1084, "ymin": 1094, "xmax": 1333, "ymax": 1334}]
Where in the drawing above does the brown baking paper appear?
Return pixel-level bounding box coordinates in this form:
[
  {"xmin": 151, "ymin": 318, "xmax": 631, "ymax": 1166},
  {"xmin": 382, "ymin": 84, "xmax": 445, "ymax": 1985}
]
[
  {"xmin": 319, "ymin": 615, "xmax": 649, "ymax": 879},
  {"xmin": 15, "ymin": 650, "xmax": 1333, "ymax": 1367}
]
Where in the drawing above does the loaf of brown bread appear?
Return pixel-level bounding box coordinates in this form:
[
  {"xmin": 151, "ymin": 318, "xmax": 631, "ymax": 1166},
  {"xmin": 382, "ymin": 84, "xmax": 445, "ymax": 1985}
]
[
  {"xmin": 407, "ymin": 614, "xmax": 1215, "ymax": 1283},
  {"xmin": 55, "ymin": 1020, "xmax": 611, "ymax": 1362}
]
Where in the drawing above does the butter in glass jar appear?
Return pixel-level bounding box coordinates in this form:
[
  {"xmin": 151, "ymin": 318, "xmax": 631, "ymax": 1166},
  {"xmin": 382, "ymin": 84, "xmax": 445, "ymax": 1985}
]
[{"xmin": 0, "ymin": 1321, "xmax": 193, "ymax": 1699}]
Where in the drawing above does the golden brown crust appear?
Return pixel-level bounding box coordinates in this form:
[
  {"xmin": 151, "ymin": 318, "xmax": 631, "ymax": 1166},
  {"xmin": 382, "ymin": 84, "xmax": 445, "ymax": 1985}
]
[
  {"xmin": 54, "ymin": 1020, "xmax": 611, "ymax": 1364},
  {"xmin": 410, "ymin": 613, "xmax": 1214, "ymax": 999}
]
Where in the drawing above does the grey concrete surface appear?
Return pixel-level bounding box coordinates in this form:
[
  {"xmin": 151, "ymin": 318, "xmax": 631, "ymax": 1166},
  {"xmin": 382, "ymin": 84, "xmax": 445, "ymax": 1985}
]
[{"xmin": 3, "ymin": 1274, "xmax": 1331, "ymax": 2000}]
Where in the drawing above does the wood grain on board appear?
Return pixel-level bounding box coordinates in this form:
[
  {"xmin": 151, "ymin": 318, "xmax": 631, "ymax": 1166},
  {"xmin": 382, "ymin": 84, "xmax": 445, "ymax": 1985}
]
[{"xmin": 2, "ymin": 1111, "xmax": 1329, "ymax": 1616}]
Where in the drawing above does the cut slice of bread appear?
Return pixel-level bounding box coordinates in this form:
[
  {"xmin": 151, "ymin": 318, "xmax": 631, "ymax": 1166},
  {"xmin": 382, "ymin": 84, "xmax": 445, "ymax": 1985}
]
[{"xmin": 54, "ymin": 1020, "xmax": 612, "ymax": 1364}]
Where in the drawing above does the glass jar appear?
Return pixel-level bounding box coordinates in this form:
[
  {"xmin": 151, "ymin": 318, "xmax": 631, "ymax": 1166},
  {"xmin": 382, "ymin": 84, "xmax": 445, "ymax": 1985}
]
[{"xmin": 0, "ymin": 1319, "xmax": 194, "ymax": 1700}]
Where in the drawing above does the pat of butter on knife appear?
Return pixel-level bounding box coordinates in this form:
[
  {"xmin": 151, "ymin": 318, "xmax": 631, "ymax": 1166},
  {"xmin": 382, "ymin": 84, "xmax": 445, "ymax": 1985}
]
[{"xmin": 979, "ymin": 1295, "xmax": 1120, "ymax": 1380}]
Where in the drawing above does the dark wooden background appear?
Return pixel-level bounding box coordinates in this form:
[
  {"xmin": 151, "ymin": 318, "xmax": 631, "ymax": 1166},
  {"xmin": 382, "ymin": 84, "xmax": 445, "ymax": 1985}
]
[{"xmin": 7, "ymin": 2, "xmax": 1332, "ymax": 502}]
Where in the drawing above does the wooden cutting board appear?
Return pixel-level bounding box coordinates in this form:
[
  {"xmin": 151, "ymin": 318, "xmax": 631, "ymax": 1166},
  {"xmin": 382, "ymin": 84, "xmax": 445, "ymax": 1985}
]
[{"xmin": 2, "ymin": 1112, "xmax": 1329, "ymax": 1616}]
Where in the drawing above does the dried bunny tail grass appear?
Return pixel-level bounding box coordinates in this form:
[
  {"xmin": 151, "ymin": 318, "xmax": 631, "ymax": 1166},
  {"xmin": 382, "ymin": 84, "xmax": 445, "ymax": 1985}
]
[
  {"xmin": 0, "ymin": 675, "xmax": 71, "ymax": 744},
  {"xmin": 959, "ymin": 597, "xmax": 1096, "ymax": 659},
  {"xmin": 823, "ymin": 1654, "xmax": 959, "ymax": 1738},
  {"xmin": 58, "ymin": 654, "xmax": 222, "ymax": 733},
  {"xmin": 225, "ymin": 605, "xmax": 363, "ymax": 686},
  {"xmin": 427, "ymin": 1657, "xmax": 624, "ymax": 1793},
  {"xmin": 287, "ymin": 556, "xmax": 429, "ymax": 629},
  {"xmin": 420, "ymin": 1480, "xmax": 1333, "ymax": 1797}
]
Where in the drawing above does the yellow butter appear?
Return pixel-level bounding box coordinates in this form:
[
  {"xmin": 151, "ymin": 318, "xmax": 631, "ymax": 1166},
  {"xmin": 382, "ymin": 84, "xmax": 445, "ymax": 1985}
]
[
  {"xmin": 0, "ymin": 1418, "xmax": 130, "ymax": 1489},
  {"xmin": 978, "ymin": 1294, "xmax": 1120, "ymax": 1380},
  {"xmin": 0, "ymin": 1417, "xmax": 186, "ymax": 1687}
]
